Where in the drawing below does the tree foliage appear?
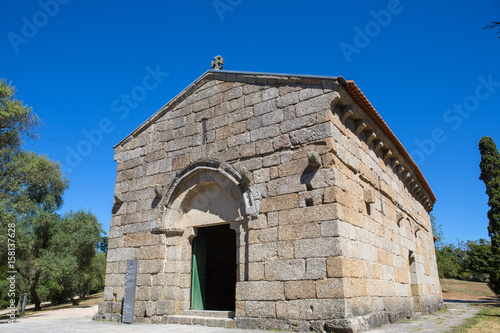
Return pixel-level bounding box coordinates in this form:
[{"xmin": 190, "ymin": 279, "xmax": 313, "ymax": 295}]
[
  {"xmin": 0, "ymin": 79, "xmax": 68, "ymax": 217},
  {"xmin": 39, "ymin": 210, "xmax": 104, "ymax": 303},
  {"xmin": 435, "ymin": 242, "xmax": 467, "ymax": 278},
  {"xmin": 0, "ymin": 79, "xmax": 106, "ymax": 310},
  {"xmin": 432, "ymin": 215, "xmax": 498, "ymax": 284},
  {"xmin": 479, "ymin": 136, "xmax": 500, "ymax": 294},
  {"xmin": 464, "ymin": 239, "xmax": 494, "ymax": 281},
  {"xmin": 479, "ymin": 136, "xmax": 500, "ymax": 251}
]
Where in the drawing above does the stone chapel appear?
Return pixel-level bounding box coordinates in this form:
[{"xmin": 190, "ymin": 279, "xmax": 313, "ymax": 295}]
[{"xmin": 95, "ymin": 69, "xmax": 444, "ymax": 332}]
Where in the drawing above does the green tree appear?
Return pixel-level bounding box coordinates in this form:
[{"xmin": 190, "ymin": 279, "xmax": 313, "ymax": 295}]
[
  {"xmin": 0, "ymin": 78, "xmax": 68, "ymax": 217},
  {"xmin": 464, "ymin": 239, "xmax": 495, "ymax": 282},
  {"xmin": 435, "ymin": 243, "xmax": 467, "ymax": 278},
  {"xmin": 478, "ymin": 136, "xmax": 500, "ymax": 294},
  {"xmin": 14, "ymin": 211, "xmax": 61, "ymax": 309},
  {"xmin": 0, "ymin": 79, "xmax": 69, "ymax": 310},
  {"xmin": 39, "ymin": 210, "xmax": 104, "ymax": 304}
]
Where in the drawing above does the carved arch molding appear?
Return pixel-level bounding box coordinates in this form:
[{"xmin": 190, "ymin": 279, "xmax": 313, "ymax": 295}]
[{"xmin": 152, "ymin": 159, "xmax": 257, "ymax": 236}]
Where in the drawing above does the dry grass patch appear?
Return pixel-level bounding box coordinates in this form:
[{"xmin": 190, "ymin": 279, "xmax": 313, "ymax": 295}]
[
  {"xmin": 452, "ymin": 303, "xmax": 500, "ymax": 333},
  {"xmin": 440, "ymin": 279, "xmax": 497, "ymax": 300},
  {"xmin": 22, "ymin": 292, "xmax": 103, "ymax": 316}
]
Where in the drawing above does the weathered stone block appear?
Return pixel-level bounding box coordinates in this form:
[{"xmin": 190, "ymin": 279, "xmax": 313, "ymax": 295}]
[
  {"xmin": 378, "ymin": 249, "xmax": 394, "ymax": 266},
  {"xmin": 278, "ymin": 222, "xmax": 321, "ymax": 241},
  {"xmin": 250, "ymin": 124, "xmax": 280, "ymax": 142},
  {"xmin": 265, "ymin": 259, "xmax": 306, "ymax": 281},
  {"xmin": 248, "ymin": 262, "xmax": 265, "ymax": 281},
  {"xmin": 296, "ymin": 92, "xmax": 338, "ymax": 117},
  {"xmin": 248, "ymin": 242, "xmax": 278, "ymax": 262},
  {"xmin": 277, "ymin": 241, "xmax": 294, "ymax": 259},
  {"xmin": 262, "ymin": 87, "xmax": 279, "ymax": 101},
  {"xmin": 106, "ymin": 248, "xmax": 134, "ymax": 262},
  {"xmin": 327, "ymin": 256, "xmax": 365, "ymax": 278},
  {"xmin": 236, "ymin": 281, "xmax": 285, "ymax": 301},
  {"xmin": 276, "ymin": 298, "xmax": 347, "ymax": 320},
  {"xmin": 138, "ymin": 260, "xmax": 163, "ymax": 274},
  {"xmin": 345, "ymin": 278, "xmax": 368, "ymax": 298},
  {"xmin": 299, "ymin": 87, "xmax": 323, "ymax": 101},
  {"xmin": 260, "ymin": 193, "xmax": 298, "ymax": 213},
  {"xmin": 306, "ymin": 258, "xmax": 327, "ymax": 279},
  {"xmin": 316, "ymin": 278, "xmax": 345, "ymax": 298},
  {"xmin": 289, "ymin": 122, "xmax": 335, "ymax": 146},
  {"xmin": 285, "ymin": 280, "xmax": 316, "ymax": 300},
  {"xmin": 294, "ymin": 237, "xmax": 341, "ymax": 258},
  {"xmin": 245, "ymin": 301, "xmax": 277, "ymax": 318},
  {"xmin": 277, "ymin": 92, "xmax": 299, "ymax": 108},
  {"xmin": 254, "ymin": 99, "xmax": 277, "ymax": 115},
  {"xmin": 272, "ymin": 134, "xmax": 291, "ymax": 150}
]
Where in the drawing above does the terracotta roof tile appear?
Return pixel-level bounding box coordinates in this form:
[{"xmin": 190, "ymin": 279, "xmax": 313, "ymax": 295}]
[{"xmin": 344, "ymin": 81, "xmax": 436, "ymax": 205}]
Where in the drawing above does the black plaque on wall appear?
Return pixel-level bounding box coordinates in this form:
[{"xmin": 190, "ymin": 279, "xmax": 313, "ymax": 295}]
[{"xmin": 122, "ymin": 259, "xmax": 138, "ymax": 324}]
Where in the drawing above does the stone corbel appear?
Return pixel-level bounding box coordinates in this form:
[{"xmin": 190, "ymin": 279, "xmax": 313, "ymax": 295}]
[
  {"xmin": 383, "ymin": 149, "xmax": 393, "ymax": 162},
  {"xmin": 363, "ymin": 188, "xmax": 375, "ymax": 204},
  {"xmin": 113, "ymin": 193, "xmax": 124, "ymax": 205},
  {"xmin": 307, "ymin": 151, "xmax": 322, "ymax": 168},
  {"xmin": 342, "ymin": 109, "xmax": 355, "ymax": 122},
  {"xmin": 355, "ymin": 121, "xmax": 367, "ymax": 135},
  {"xmin": 414, "ymin": 187, "xmax": 421, "ymax": 196},
  {"xmin": 367, "ymin": 131, "xmax": 377, "ymax": 144},
  {"xmin": 239, "ymin": 167, "xmax": 253, "ymax": 187},
  {"xmin": 375, "ymin": 140, "xmax": 384, "ymax": 152},
  {"xmin": 392, "ymin": 159, "xmax": 400, "ymax": 169},
  {"xmin": 154, "ymin": 184, "xmax": 164, "ymax": 198},
  {"xmin": 397, "ymin": 166, "xmax": 405, "ymax": 174}
]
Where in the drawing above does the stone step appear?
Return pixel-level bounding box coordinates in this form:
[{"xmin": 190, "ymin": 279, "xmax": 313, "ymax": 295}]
[
  {"xmin": 179, "ymin": 310, "xmax": 235, "ymax": 318},
  {"xmin": 165, "ymin": 315, "xmax": 236, "ymax": 328}
]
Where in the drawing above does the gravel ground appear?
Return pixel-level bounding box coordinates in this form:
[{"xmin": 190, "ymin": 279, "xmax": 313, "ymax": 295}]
[{"xmin": 0, "ymin": 301, "xmax": 482, "ymax": 332}]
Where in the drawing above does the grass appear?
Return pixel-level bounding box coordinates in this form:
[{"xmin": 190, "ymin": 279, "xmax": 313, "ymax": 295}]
[
  {"xmin": 451, "ymin": 303, "xmax": 500, "ymax": 333},
  {"xmin": 22, "ymin": 292, "xmax": 103, "ymax": 316},
  {"xmin": 441, "ymin": 279, "xmax": 500, "ymax": 332},
  {"xmin": 440, "ymin": 278, "xmax": 497, "ymax": 298}
]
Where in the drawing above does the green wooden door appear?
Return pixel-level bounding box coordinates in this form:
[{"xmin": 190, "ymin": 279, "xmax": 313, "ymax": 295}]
[{"xmin": 190, "ymin": 234, "xmax": 207, "ymax": 310}]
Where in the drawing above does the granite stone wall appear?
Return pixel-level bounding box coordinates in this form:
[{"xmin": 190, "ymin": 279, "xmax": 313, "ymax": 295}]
[{"xmin": 94, "ymin": 71, "xmax": 444, "ymax": 332}]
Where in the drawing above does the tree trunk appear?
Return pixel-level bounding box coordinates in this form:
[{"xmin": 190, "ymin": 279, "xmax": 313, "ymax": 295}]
[
  {"xmin": 68, "ymin": 294, "xmax": 79, "ymax": 305},
  {"xmin": 30, "ymin": 271, "xmax": 41, "ymax": 311}
]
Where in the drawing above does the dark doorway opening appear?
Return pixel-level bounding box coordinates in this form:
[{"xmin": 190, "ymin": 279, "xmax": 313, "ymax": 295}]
[{"xmin": 191, "ymin": 224, "xmax": 236, "ymax": 311}]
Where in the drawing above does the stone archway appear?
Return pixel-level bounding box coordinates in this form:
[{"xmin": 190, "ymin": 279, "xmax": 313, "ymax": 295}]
[
  {"xmin": 152, "ymin": 160, "xmax": 255, "ymax": 313},
  {"xmin": 153, "ymin": 159, "xmax": 256, "ymax": 234}
]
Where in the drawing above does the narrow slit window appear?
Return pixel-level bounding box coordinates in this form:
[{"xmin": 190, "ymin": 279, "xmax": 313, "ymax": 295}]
[{"xmin": 201, "ymin": 118, "xmax": 207, "ymax": 145}]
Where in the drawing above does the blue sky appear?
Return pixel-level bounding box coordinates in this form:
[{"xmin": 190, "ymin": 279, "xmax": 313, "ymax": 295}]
[{"xmin": 1, "ymin": 0, "xmax": 499, "ymax": 245}]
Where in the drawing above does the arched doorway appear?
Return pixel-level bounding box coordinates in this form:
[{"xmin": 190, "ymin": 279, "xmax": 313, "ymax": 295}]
[{"xmin": 153, "ymin": 160, "xmax": 256, "ymax": 313}]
